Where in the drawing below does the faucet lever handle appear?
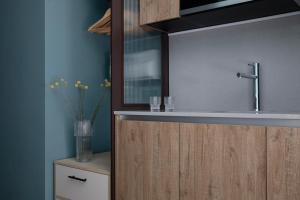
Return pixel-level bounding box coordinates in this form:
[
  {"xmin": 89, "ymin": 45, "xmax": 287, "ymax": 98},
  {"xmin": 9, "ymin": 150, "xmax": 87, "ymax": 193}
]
[{"xmin": 248, "ymin": 62, "xmax": 260, "ymax": 67}]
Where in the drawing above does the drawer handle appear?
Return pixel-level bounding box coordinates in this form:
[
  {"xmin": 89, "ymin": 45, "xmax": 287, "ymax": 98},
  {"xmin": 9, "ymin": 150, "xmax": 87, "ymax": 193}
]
[{"xmin": 68, "ymin": 175, "xmax": 87, "ymax": 182}]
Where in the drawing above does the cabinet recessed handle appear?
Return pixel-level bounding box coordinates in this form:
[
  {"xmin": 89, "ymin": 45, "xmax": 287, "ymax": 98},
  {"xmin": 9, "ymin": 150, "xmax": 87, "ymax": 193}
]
[{"xmin": 68, "ymin": 175, "xmax": 87, "ymax": 182}]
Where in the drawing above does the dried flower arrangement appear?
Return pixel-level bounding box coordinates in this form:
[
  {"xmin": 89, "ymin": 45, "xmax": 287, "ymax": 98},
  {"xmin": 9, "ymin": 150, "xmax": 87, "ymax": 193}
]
[{"xmin": 49, "ymin": 78, "xmax": 111, "ymax": 126}]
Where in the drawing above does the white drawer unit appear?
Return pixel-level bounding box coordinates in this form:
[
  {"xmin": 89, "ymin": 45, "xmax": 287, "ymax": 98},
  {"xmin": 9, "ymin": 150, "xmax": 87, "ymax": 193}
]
[{"xmin": 55, "ymin": 152, "xmax": 110, "ymax": 200}]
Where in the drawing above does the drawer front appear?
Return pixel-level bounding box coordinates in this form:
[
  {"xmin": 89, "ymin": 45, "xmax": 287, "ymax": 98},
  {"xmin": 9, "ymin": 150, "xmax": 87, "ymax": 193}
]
[{"xmin": 55, "ymin": 164, "xmax": 109, "ymax": 200}]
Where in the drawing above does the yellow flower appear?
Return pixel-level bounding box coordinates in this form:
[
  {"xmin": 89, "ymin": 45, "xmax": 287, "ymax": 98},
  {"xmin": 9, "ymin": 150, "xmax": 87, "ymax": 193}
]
[
  {"xmin": 101, "ymin": 79, "xmax": 111, "ymax": 88},
  {"xmin": 76, "ymin": 80, "xmax": 81, "ymax": 84},
  {"xmin": 50, "ymin": 84, "xmax": 55, "ymax": 89},
  {"xmin": 75, "ymin": 83, "xmax": 79, "ymax": 88},
  {"xmin": 105, "ymin": 80, "xmax": 111, "ymax": 87}
]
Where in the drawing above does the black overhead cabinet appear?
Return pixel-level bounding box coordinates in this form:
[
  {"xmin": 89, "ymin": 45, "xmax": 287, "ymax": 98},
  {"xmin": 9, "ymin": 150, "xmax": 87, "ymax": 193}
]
[
  {"xmin": 180, "ymin": 0, "xmax": 254, "ymax": 15},
  {"xmin": 144, "ymin": 0, "xmax": 300, "ymax": 33}
]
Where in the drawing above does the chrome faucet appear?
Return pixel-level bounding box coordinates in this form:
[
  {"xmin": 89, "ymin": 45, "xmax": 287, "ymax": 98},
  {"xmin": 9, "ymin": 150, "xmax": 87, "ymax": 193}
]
[{"xmin": 237, "ymin": 62, "xmax": 260, "ymax": 112}]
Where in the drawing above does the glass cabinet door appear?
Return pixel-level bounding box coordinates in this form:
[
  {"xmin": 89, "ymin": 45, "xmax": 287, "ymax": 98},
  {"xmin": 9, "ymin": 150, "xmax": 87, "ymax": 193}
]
[{"xmin": 123, "ymin": 0, "xmax": 162, "ymax": 104}]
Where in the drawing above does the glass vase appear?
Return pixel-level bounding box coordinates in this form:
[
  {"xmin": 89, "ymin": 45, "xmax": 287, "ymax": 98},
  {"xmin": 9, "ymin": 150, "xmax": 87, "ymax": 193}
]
[{"xmin": 74, "ymin": 120, "xmax": 93, "ymax": 162}]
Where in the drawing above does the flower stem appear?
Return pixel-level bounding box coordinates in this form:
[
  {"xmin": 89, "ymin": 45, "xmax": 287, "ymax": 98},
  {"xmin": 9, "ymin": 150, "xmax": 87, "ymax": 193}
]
[
  {"xmin": 90, "ymin": 90, "xmax": 108, "ymax": 126},
  {"xmin": 78, "ymin": 88, "xmax": 84, "ymax": 121}
]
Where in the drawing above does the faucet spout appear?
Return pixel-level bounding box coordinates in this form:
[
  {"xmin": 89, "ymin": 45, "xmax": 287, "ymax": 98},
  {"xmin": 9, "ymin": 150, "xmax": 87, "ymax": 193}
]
[
  {"xmin": 237, "ymin": 62, "xmax": 261, "ymax": 112},
  {"xmin": 237, "ymin": 72, "xmax": 257, "ymax": 79}
]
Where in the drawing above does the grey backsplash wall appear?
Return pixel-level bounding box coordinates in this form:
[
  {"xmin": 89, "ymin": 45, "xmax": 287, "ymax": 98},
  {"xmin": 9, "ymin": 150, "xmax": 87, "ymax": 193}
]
[{"xmin": 169, "ymin": 13, "xmax": 300, "ymax": 112}]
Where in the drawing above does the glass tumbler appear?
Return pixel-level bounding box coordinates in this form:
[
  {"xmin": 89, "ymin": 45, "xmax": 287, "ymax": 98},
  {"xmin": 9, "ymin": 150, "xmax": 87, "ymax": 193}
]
[
  {"xmin": 150, "ymin": 96, "xmax": 161, "ymax": 112},
  {"xmin": 164, "ymin": 96, "xmax": 175, "ymax": 112}
]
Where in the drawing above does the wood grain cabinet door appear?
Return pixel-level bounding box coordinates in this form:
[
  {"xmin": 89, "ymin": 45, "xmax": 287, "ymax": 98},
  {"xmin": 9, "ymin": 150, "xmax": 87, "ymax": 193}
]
[
  {"xmin": 139, "ymin": 0, "xmax": 180, "ymax": 25},
  {"xmin": 115, "ymin": 119, "xmax": 180, "ymax": 200},
  {"xmin": 267, "ymin": 127, "xmax": 300, "ymax": 200},
  {"xmin": 180, "ymin": 123, "xmax": 266, "ymax": 200}
]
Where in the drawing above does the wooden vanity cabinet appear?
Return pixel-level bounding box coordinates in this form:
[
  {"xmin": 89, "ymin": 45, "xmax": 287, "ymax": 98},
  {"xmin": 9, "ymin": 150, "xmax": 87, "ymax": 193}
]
[
  {"xmin": 139, "ymin": 0, "xmax": 180, "ymax": 25},
  {"xmin": 115, "ymin": 119, "xmax": 300, "ymax": 200},
  {"xmin": 115, "ymin": 119, "xmax": 180, "ymax": 200},
  {"xmin": 180, "ymin": 124, "xmax": 267, "ymax": 200},
  {"xmin": 267, "ymin": 127, "xmax": 300, "ymax": 200}
]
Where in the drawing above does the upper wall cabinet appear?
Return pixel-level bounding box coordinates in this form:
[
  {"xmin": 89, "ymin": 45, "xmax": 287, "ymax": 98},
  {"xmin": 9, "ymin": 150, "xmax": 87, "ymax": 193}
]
[
  {"xmin": 140, "ymin": 0, "xmax": 180, "ymax": 25},
  {"xmin": 112, "ymin": 0, "xmax": 169, "ymax": 111},
  {"xmin": 140, "ymin": 0, "xmax": 300, "ymax": 32},
  {"xmin": 124, "ymin": 0, "xmax": 162, "ymax": 104}
]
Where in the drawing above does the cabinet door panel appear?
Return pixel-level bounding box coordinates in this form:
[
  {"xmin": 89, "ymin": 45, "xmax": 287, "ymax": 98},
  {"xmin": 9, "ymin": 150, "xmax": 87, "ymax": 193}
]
[
  {"xmin": 267, "ymin": 127, "xmax": 300, "ymax": 200},
  {"xmin": 140, "ymin": 0, "xmax": 180, "ymax": 25},
  {"xmin": 180, "ymin": 123, "xmax": 266, "ymax": 200},
  {"xmin": 116, "ymin": 119, "xmax": 180, "ymax": 200},
  {"xmin": 124, "ymin": 0, "xmax": 162, "ymax": 104}
]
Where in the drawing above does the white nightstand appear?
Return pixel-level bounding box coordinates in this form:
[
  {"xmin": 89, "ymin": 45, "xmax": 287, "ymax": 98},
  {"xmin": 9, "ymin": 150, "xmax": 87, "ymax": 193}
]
[{"xmin": 54, "ymin": 152, "xmax": 110, "ymax": 200}]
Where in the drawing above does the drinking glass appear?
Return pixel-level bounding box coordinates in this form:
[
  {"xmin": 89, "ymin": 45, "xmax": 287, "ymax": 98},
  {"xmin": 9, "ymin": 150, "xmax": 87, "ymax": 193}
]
[
  {"xmin": 150, "ymin": 96, "xmax": 161, "ymax": 112},
  {"xmin": 164, "ymin": 96, "xmax": 175, "ymax": 112}
]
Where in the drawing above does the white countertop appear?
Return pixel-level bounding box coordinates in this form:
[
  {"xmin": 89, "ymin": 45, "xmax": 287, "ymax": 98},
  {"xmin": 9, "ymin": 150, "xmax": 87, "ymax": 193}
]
[{"xmin": 114, "ymin": 111, "xmax": 300, "ymax": 120}]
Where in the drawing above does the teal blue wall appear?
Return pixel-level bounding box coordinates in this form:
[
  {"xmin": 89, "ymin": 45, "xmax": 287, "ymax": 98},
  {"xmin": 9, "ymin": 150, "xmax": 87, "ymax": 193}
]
[
  {"xmin": 0, "ymin": 0, "xmax": 45, "ymax": 199},
  {"xmin": 45, "ymin": 0, "xmax": 110, "ymax": 200}
]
